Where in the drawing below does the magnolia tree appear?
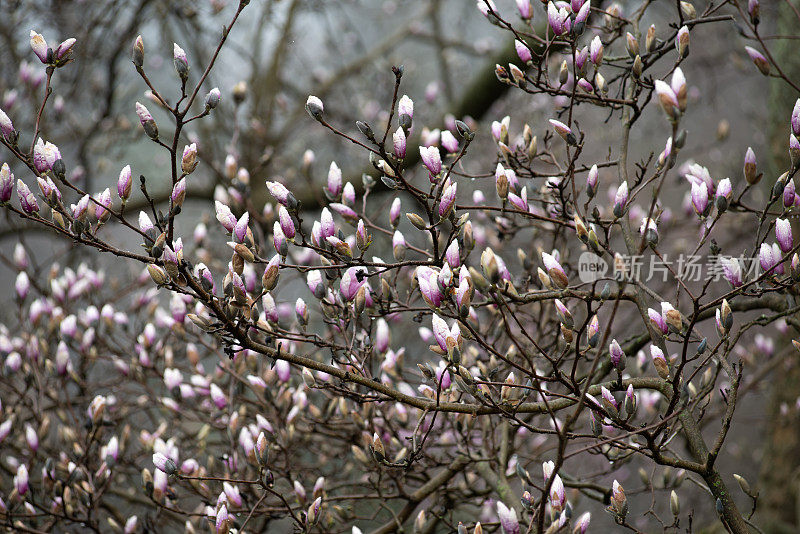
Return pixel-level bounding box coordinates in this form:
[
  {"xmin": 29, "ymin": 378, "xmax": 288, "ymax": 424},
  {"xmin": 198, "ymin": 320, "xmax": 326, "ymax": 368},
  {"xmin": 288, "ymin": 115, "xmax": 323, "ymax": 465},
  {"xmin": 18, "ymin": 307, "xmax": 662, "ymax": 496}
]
[{"xmin": 0, "ymin": 0, "xmax": 799, "ymax": 532}]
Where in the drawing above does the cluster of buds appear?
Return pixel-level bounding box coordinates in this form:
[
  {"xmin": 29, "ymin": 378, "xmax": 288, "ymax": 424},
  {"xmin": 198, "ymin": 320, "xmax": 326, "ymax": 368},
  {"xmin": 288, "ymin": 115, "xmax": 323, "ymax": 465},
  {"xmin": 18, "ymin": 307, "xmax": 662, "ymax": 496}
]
[{"xmin": 30, "ymin": 30, "xmax": 76, "ymax": 67}]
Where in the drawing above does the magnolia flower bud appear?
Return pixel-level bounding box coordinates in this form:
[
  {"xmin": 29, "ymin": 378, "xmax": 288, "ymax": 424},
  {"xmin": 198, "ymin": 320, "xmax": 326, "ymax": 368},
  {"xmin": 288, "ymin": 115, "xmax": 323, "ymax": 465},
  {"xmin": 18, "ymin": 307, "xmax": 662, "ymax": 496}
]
[
  {"xmin": 646, "ymin": 24, "xmax": 657, "ymax": 52},
  {"xmin": 173, "ymin": 43, "xmax": 189, "ymax": 80},
  {"xmin": 515, "ymin": 40, "xmax": 532, "ymax": 64},
  {"xmin": 625, "ymin": 384, "xmax": 637, "ymax": 416},
  {"xmin": 549, "ymin": 119, "xmax": 577, "ymax": 145},
  {"xmin": 716, "ymin": 178, "xmax": 732, "ymax": 212},
  {"xmin": 590, "ymin": 35, "xmax": 604, "ymax": 66},
  {"xmin": 171, "ymin": 178, "xmax": 186, "ymax": 209},
  {"xmin": 676, "ymin": 25, "xmax": 689, "ymax": 58},
  {"xmin": 30, "ymin": 30, "xmax": 49, "ymax": 63},
  {"xmin": 205, "ymin": 87, "xmax": 221, "ymax": 109},
  {"xmin": 132, "ymin": 35, "xmax": 144, "ymax": 67},
  {"xmin": 613, "ymin": 182, "xmax": 629, "ymax": 218},
  {"xmin": 0, "ymin": 108, "xmax": 15, "ymax": 141},
  {"xmin": 625, "ymin": 32, "xmax": 639, "ymax": 58},
  {"xmin": 0, "ymin": 163, "xmax": 14, "ymax": 203},
  {"xmin": 181, "ymin": 143, "xmax": 198, "ymax": 174},
  {"xmin": 610, "ymin": 480, "xmax": 628, "ymax": 518},
  {"xmin": 542, "ymin": 252, "xmax": 568, "ymax": 288},
  {"xmin": 776, "ymin": 218, "xmax": 794, "ymax": 253},
  {"xmin": 496, "ymin": 502, "xmax": 520, "ymax": 534},
  {"xmin": 117, "ymin": 165, "xmax": 133, "ymax": 201},
  {"xmin": 148, "ymin": 264, "xmax": 168, "ymax": 286},
  {"xmin": 136, "ymin": 102, "xmax": 158, "ymax": 140},
  {"xmin": 587, "ymin": 315, "xmax": 600, "ymax": 347},
  {"xmin": 306, "ymin": 95, "xmax": 324, "ymax": 121},
  {"xmin": 17, "ymin": 179, "xmax": 38, "ymax": 214},
  {"xmin": 651, "ymin": 345, "xmax": 669, "ymax": 379},
  {"xmin": 599, "ymin": 387, "xmax": 618, "ymax": 421},
  {"xmin": 743, "ymin": 147, "xmax": 759, "ymax": 185},
  {"xmin": 609, "ymin": 339, "xmax": 626, "ymax": 371},
  {"xmin": 745, "ymin": 46, "xmax": 770, "ymax": 76},
  {"xmin": 152, "ymin": 452, "xmax": 177, "ymax": 475},
  {"xmin": 419, "ymin": 145, "xmax": 442, "ymax": 176},
  {"xmin": 554, "ymin": 299, "xmax": 573, "ymax": 329}
]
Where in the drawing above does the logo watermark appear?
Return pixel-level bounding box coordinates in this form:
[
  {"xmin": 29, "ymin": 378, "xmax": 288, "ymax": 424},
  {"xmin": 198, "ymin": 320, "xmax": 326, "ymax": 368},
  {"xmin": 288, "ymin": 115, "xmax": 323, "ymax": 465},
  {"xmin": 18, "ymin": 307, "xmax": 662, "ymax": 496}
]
[
  {"xmin": 578, "ymin": 252, "xmax": 608, "ymax": 283},
  {"xmin": 577, "ymin": 254, "xmax": 763, "ymax": 283}
]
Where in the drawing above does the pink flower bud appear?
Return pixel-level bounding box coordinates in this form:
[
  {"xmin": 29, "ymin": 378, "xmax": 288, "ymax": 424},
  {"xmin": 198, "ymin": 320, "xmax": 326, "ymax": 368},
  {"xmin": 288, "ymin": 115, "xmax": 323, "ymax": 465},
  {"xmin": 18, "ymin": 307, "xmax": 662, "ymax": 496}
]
[
  {"xmin": 648, "ymin": 307, "xmax": 668, "ymax": 335},
  {"xmin": 654, "ymin": 80, "xmax": 680, "ymax": 119},
  {"xmin": 516, "ymin": 0, "xmax": 532, "ymax": 19},
  {"xmin": 609, "ymin": 339, "xmax": 626, "ymax": 370},
  {"xmin": 547, "ymin": 2, "xmax": 567, "ymax": 35},
  {"xmin": 575, "ymin": 0, "xmax": 591, "ymax": 25},
  {"xmin": 542, "ymin": 252, "xmax": 568, "ymax": 288},
  {"xmin": 171, "ymin": 178, "xmax": 186, "ymax": 209},
  {"xmin": 278, "ymin": 206, "xmax": 296, "ymax": 240},
  {"xmin": 445, "ymin": 240, "xmax": 460, "ymax": 269},
  {"xmin": 776, "ymin": 218, "xmax": 793, "ymax": 253},
  {"xmin": 416, "ymin": 267, "xmax": 443, "ymax": 307},
  {"xmin": 340, "ymin": 267, "xmax": 366, "ymax": 301},
  {"xmin": 342, "ymin": 182, "xmax": 356, "ymax": 207},
  {"xmin": 138, "ymin": 211, "xmax": 155, "ymax": 234},
  {"xmin": 329, "ymin": 202, "xmax": 358, "ymax": 223},
  {"xmin": 720, "ymin": 256, "xmax": 743, "ymax": 287},
  {"xmin": 393, "ymin": 230, "xmax": 407, "ymax": 261},
  {"xmin": 215, "ymin": 201, "xmax": 237, "ymax": 233},
  {"xmin": 205, "ymin": 87, "xmax": 221, "ymax": 109},
  {"xmin": 215, "ymin": 503, "xmax": 229, "ymax": 534},
  {"xmin": 549, "ymin": 473, "xmax": 567, "ymax": 511},
  {"xmin": 0, "ymin": 163, "xmax": 13, "ymax": 202},
  {"xmin": 691, "ymin": 181, "xmax": 709, "ymax": 217},
  {"xmin": 515, "ymin": 40, "xmax": 532, "ymax": 63},
  {"xmin": 784, "ymin": 178, "xmax": 796, "ymax": 208},
  {"xmin": 496, "ymin": 501, "xmax": 520, "ymax": 534},
  {"xmin": 209, "ymin": 383, "xmax": 227, "ymax": 409},
  {"xmin": 392, "ymin": 127, "xmax": 407, "ymax": 158},
  {"xmin": 745, "ymin": 46, "xmax": 770, "ymax": 75},
  {"xmin": 95, "ymin": 188, "xmax": 112, "ymax": 221},
  {"xmin": 273, "ymin": 221, "xmax": 288, "ymax": 256},
  {"xmin": 676, "ymin": 25, "xmax": 690, "ymax": 58},
  {"xmin": 15, "ymin": 272, "xmax": 29, "ymax": 300},
  {"xmin": 36, "ymin": 176, "xmax": 61, "ymax": 205},
  {"xmin": 173, "ymin": 43, "xmax": 189, "ymax": 79},
  {"xmin": 613, "ymin": 182, "xmax": 629, "ymax": 217},
  {"xmin": 760, "ymin": 243, "xmax": 778, "ymax": 274},
  {"xmin": 14, "ymin": 464, "xmax": 29, "ymax": 496},
  {"xmin": 441, "ymin": 130, "xmax": 459, "ymax": 153},
  {"xmin": 716, "ymin": 177, "xmax": 732, "ymax": 211},
  {"xmin": 326, "ymin": 162, "xmax": 342, "ymax": 199},
  {"xmin": 0, "ymin": 108, "xmax": 14, "ymax": 139},
  {"xmin": 117, "ymin": 165, "xmax": 133, "ymax": 200},
  {"xmin": 181, "ymin": 143, "xmax": 197, "ymax": 174},
  {"xmin": 29, "ymin": 31, "xmax": 49, "ymax": 63},
  {"xmin": 574, "ymin": 512, "xmax": 591, "ymax": 533},
  {"xmin": 153, "ymin": 452, "xmax": 177, "ymax": 475},
  {"xmin": 549, "ymin": 118, "xmax": 576, "ymax": 145},
  {"xmin": 439, "ymin": 180, "xmax": 458, "ymax": 218},
  {"xmin": 265, "ymin": 180, "xmax": 297, "ymax": 208},
  {"xmin": 55, "ymin": 38, "xmax": 76, "ymax": 61},
  {"xmin": 17, "ymin": 179, "xmax": 38, "ymax": 214},
  {"xmin": 390, "ymin": 198, "xmax": 401, "ymax": 228},
  {"xmin": 419, "ymin": 145, "xmax": 442, "ymax": 176},
  {"xmin": 590, "ymin": 35, "xmax": 604, "ymax": 66},
  {"xmin": 792, "ymin": 99, "xmax": 800, "ymax": 136},
  {"xmin": 135, "ymin": 102, "xmax": 158, "ymax": 139},
  {"xmin": 398, "ymin": 95, "xmax": 413, "ymax": 121}
]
